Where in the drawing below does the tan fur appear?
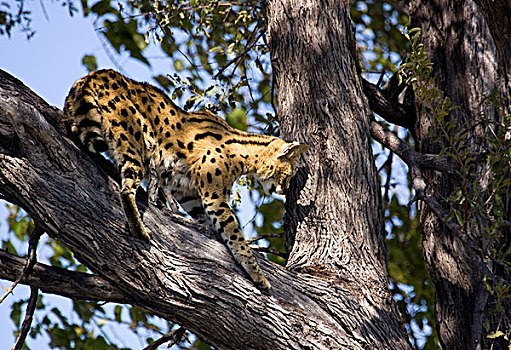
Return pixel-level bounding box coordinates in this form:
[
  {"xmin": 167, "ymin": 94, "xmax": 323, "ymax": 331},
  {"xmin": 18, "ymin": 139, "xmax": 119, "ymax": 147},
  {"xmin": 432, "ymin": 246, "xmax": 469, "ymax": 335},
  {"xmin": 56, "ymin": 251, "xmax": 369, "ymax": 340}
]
[{"xmin": 64, "ymin": 69, "xmax": 308, "ymax": 290}]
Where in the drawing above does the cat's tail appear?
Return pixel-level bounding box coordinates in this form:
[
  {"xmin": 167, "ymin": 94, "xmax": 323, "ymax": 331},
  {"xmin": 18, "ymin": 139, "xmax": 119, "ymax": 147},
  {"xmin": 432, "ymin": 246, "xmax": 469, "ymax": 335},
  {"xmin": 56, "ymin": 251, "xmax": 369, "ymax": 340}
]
[{"xmin": 64, "ymin": 73, "xmax": 107, "ymax": 153}]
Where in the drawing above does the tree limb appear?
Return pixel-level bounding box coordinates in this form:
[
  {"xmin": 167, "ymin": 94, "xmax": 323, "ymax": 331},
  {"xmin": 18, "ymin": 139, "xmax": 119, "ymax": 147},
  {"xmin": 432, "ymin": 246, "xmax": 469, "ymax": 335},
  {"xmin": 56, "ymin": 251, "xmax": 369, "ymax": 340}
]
[
  {"xmin": 0, "ymin": 68, "xmax": 411, "ymax": 349},
  {"xmin": 10, "ymin": 225, "xmax": 42, "ymax": 350},
  {"xmin": 362, "ymin": 78, "xmax": 415, "ymax": 129},
  {"xmin": 143, "ymin": 327, "xmax": 186, "ymax": 350},
  {"xmin": 0, "ymin": 250, "xmax": 128, "ymax": 303},
  {"xmin": 0, "ymin": 224, "xmax": 42, "ymax": 304},
  {"xmin": 369, "ymin": 118, "xmax": 456, "ymax": 172}
]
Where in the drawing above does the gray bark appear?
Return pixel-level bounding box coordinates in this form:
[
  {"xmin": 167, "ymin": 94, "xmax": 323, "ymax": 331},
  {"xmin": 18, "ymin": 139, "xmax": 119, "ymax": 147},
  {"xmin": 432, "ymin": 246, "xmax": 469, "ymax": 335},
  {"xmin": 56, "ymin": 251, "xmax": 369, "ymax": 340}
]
[
  {"xmin": 266, "ymin": 0, "xmax": 409, "ymax": 347},
  {"xmin": 409, "ymin": 1, "xmax": 511, "ymax": 349}
]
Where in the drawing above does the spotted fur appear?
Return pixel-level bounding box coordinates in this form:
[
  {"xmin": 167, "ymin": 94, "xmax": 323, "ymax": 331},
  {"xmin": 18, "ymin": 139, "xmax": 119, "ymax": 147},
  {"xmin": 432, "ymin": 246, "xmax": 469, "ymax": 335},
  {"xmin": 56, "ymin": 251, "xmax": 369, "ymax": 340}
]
[{"xmin": 64, "ymin": 69, "xmax": 308, "ymax": 290}]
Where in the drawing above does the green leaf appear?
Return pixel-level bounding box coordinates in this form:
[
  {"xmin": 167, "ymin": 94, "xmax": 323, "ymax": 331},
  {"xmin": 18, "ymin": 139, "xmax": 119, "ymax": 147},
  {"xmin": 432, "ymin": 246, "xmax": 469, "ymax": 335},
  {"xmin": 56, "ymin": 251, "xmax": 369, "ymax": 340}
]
[
  {"xmin": 487, "ymin": 330, "xmax": 504, "ymax": 339},
  {"xmin": 174, "ymin": 59, "xmax": 183, "ymax": 72},
  {"xmin": 153, "ymin": 74, "xmax": 173, "ymax": 92},
  {"xmin": 82, "ymin": 54, "xmax": 98, "ymax": 72},
  {"xmin": 225, "ymin": 108, "xmax": 247, "ymax": 131}
]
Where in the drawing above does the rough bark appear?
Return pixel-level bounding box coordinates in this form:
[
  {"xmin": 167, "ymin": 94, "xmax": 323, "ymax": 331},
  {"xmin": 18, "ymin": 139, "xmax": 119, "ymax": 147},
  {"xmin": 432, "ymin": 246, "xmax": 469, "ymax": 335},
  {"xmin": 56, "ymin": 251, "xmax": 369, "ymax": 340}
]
[
  {"xmin": 266, "ymin": 0, "xmax": 409, "ymax": 347},
  {"xmin": 0, "ymin": 62, "xmax": 410, "ymax": 350},
  {"xmin": 267, "ymin": 0, "xmax": 384, "ymax": 287},
  {"xmin": 409, "ymin": 1, "xmax": 511, "ymax": 349}
]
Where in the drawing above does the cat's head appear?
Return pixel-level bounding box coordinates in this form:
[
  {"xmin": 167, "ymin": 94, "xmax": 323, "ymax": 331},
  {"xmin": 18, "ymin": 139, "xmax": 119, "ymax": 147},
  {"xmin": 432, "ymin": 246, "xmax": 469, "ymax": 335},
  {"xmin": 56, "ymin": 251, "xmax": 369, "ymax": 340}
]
[{"xmin": 256, "ymin": 141, "xmax": 309, "ymax": 196}]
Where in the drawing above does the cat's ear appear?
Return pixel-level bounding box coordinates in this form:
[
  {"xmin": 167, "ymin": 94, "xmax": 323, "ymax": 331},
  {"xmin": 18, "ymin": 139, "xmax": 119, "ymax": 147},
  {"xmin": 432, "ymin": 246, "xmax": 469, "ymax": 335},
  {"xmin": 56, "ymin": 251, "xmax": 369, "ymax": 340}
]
[{"xmin": 277, "ymin": 142, "xmax": 309, "ymax": 160}]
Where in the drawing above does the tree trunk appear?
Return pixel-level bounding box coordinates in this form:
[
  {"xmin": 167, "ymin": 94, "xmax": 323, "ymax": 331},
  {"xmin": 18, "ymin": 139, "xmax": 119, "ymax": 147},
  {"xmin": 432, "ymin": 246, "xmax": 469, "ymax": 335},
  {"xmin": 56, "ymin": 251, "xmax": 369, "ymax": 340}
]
[
  {"xmin": 409, "ymin": 1, "xmax": 511, "ymax": 349},
  {"xmin": 266, "ymin": 0, "xmax": 409, "ymax": 346},
  {"xmin": 0, "ymin": 1, "xmax": 411, "ymax": 343}
]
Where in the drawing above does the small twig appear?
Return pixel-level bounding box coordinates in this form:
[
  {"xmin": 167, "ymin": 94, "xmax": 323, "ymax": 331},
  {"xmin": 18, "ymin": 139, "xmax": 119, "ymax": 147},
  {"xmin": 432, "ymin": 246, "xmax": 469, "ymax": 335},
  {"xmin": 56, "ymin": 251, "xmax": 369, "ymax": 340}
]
[
  {"xmin": 93, "ymin": 22, "xmax": 127, "ymax": 76},
  {"xmin": 142, "ymin": 327, "xmax": 186, "ymax": 350},
  {"xmin": 376, "ymin": 70, "xmax": 386, "ymax": 87},
  {"xmin": 213, "ymin": 30, "xmax": 264, "ymax": 79},
  {"xmin": 246, "ymin": 233, "xmax": 284, "ymax": 243},
  {"xmin": 38, "ymin": 0, "xmax": 49, "ymax": 21},
  {"xmin": 0, "ymin": 226, "xmax": 43, "ymax": 304},
  {"xmin": 249, "ymin": 245, "xmax": 287, "ymax": 259},
  {"xmin": 12, "ymin": 286, "xmax": 38, "ymax": 350},
  {"xmin": 10, "ymin": 225, "xmax": 43, "ymax": 350}
]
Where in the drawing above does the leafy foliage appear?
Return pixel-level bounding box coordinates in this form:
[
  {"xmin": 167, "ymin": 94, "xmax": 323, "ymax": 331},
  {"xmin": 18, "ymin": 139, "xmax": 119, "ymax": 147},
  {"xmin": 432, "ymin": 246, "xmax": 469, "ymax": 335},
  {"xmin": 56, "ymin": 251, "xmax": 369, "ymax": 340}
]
[{"xmin": 399, "ymin": 27, "xmax": 511, "ymax": 348}]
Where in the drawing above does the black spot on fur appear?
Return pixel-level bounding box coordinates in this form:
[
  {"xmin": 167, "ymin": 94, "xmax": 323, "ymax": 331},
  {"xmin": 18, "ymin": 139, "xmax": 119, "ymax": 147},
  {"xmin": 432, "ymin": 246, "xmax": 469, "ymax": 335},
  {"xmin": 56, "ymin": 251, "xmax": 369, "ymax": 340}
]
[
  {"xmin": 221, "ymin": 216, "xmax": 235, "ymax": 226},
  {"xmin": 75, "ymin": 102, "xmax": 95, "ymax": 116},
  {"xmin": 93, "ymin": 140, "xmax": 108, "ymax": 152},
  {"xmin": 77, "ymin": 118, "xmax": 101, "ymax": 129},
  {"xmin": 123, "ymin": 155, "xmax": 142, "ymax": 167},
  {"xmin": 195, "ymin": 132, "xmax": 223, "ymax": 141}
]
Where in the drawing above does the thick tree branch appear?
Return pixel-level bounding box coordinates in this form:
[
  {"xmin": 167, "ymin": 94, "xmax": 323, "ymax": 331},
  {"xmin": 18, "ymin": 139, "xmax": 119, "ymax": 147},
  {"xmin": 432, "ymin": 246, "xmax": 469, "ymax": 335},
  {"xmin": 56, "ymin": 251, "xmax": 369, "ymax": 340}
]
[
  {"xmin": 0, "ymin": 67, "xmax": 411, "ymax": 349},
  {"xmin": 0, "ymin": 250, "xmax": 128, "ymax": 303},
  {"xmin": 362, "ymin": 78, "xmax": 415, "ymax": 129},
  {"xmin": 369, "ymin": 118, "xmax": 455, "ymax": 172}
]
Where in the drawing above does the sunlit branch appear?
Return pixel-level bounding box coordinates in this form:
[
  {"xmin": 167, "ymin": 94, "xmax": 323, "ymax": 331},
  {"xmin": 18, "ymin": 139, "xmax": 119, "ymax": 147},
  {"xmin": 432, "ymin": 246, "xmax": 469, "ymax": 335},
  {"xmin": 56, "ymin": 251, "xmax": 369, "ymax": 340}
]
[{"xmin": 369, "ymin": 119, "xmax": 455, "ymax": 172}]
